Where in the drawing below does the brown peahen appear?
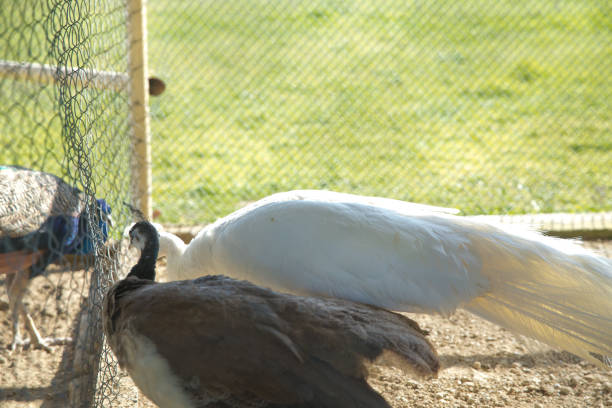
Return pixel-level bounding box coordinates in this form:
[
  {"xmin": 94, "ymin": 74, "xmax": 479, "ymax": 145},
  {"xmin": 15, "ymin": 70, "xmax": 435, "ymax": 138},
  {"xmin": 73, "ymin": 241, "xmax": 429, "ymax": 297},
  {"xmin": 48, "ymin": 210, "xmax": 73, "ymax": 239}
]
[{"xmin": 104, "ymin": 221, "xmax": 439, "ymax": 408}]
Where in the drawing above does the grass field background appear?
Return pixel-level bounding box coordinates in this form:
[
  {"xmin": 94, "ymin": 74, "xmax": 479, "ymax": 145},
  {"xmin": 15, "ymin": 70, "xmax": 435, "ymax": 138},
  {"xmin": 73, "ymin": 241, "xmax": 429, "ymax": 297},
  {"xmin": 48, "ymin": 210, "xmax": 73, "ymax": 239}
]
[
  {"xmin": 1, "ymin": 0, "xmax": 610, "ymax": 224},
  {"xmin": 147, "ymin": 0, "xmax": 611, "ymax": 223}
]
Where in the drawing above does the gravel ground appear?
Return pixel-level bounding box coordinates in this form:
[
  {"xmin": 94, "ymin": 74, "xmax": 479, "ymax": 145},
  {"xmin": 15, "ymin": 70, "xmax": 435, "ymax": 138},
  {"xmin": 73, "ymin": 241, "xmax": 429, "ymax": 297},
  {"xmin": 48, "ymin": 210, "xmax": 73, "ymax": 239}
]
[{"xmin": 0, "ymin": 240, "xmax": 610, "ymax": 408}]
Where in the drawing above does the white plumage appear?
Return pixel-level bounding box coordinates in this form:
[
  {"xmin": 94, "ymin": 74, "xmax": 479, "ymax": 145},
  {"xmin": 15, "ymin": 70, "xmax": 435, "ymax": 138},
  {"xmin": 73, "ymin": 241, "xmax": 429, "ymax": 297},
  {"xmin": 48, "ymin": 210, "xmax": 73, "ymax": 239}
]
[{"xmin": 157, "ymin": 190, "xmax": 612, "ymax": 367}]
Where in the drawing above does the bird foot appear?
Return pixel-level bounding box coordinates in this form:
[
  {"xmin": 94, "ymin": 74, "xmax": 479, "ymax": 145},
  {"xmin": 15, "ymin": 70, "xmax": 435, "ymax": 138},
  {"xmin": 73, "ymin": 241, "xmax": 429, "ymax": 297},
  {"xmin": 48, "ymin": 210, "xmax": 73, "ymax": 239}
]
[
  {"xmin": 34, "ymin": 336, "xmax": 73, "ymax": 352},
  {"xmin": 8, "ymin": 336, "xmax": 27, "ymax": 353},
  {"xmin": 8, "ymin": 336, "xmax": 72, "ymax": 353}
]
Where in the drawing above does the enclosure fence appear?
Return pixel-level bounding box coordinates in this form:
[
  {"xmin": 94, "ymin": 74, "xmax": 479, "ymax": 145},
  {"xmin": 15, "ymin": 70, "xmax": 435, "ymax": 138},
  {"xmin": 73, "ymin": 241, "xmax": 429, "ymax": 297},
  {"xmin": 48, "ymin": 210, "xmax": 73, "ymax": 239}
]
[
  {"xmin": 1, "ymin": 0, "xmax": 135, "ymax": 406},
  {"xmin": 147, "ymin": 0, "xmax": 610, "ymax": 224}
]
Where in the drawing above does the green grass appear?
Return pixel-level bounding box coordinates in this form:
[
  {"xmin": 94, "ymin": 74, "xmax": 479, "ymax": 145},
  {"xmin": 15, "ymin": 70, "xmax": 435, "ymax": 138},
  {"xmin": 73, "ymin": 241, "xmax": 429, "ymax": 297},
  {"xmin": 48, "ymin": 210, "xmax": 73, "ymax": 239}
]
[
  {"xmin": 2, "ymin": 1, "xmax": 611, "ymax": 224},
  {"xmin": 147, "ymin": 0, "xmax": 611, "ymax": 223}
]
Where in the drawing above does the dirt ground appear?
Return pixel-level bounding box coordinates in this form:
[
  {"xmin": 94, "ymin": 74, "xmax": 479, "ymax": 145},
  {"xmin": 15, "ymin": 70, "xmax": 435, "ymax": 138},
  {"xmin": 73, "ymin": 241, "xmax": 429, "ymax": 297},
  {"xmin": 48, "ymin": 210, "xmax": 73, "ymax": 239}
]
[{"xmin": 0, "ymin": 240, "xmax": 610, "ymax": 408}]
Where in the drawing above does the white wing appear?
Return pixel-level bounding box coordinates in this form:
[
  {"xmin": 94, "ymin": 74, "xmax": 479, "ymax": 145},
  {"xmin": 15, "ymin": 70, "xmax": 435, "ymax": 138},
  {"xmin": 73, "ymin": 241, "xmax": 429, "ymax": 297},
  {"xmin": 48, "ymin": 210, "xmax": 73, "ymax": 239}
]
[{"xmin": 210, "ymin": 200, "xmax": 481, "ymax": 314}]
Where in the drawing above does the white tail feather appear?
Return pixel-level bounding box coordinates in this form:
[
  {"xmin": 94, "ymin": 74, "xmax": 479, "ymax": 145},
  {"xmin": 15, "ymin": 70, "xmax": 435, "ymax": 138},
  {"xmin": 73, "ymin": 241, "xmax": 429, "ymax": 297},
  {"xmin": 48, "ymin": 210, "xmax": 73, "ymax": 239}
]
[{"xmin": 461, "ymin": 222, "xmax": 612, "ymax": 367}]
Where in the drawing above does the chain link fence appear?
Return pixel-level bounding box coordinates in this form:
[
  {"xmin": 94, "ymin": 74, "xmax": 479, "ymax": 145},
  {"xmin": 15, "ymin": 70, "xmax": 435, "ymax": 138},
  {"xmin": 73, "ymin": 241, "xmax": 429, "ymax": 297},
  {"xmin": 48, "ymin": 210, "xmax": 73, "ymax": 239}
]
[
  {"xmin": 147, "ymin": 0, "xmax": 610, "ymax": 225},
  {"xmin": 1, "ymin": 0, "xmax": 134, "ymax": 406}
]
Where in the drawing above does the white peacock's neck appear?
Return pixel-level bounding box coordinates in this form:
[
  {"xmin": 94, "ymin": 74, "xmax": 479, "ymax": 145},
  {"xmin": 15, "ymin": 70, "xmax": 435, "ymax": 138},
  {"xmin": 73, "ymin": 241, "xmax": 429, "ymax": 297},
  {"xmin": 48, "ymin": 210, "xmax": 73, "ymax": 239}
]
[
  {"xmin": 158, "ymin": 230, "xmax": 214, "ymax": 281},
  {"xmin": 158, "ymin": 231, "xmax": 188, "ymax": 276}
]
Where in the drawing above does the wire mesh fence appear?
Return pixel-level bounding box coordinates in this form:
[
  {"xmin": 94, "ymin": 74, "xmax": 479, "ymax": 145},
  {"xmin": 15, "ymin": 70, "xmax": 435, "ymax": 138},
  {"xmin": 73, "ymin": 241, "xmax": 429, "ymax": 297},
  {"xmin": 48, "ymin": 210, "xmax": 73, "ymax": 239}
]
[
  {"xmin": 1, "ymin": 0, "xmax": 133, "ymax": 406},
  {"xmin": 147, "ymin": 0, "xmax": 610, "ymax": 225}
]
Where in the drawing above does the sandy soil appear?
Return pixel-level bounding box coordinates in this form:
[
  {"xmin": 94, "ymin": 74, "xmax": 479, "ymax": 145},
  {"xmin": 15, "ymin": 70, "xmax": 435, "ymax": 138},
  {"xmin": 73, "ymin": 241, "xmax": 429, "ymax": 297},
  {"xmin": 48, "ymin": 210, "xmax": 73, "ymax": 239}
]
[{"xmin": 0, "ymin": 240, "xmax": 610, "ymax": 408}]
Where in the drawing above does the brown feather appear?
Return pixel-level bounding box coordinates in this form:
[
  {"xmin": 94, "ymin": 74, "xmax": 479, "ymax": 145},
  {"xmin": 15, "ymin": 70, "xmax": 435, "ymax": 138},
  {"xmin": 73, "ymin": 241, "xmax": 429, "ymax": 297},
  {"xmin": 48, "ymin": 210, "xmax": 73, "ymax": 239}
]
[
  {"xmin": 0, "ymin": 249, "xmax": 44, "ymax": 274},
  {"xmin": 104, "ymin": 275, "xmax": 439, "ymax": 408}
]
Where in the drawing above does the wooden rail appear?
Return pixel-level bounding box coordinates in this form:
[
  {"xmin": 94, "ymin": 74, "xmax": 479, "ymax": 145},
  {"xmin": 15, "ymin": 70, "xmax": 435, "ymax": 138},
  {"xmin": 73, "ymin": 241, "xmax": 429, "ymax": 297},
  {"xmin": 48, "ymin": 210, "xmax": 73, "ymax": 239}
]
[{"xmin": 0, "ymin": 60, "xmax": 128, "ymax": 91}]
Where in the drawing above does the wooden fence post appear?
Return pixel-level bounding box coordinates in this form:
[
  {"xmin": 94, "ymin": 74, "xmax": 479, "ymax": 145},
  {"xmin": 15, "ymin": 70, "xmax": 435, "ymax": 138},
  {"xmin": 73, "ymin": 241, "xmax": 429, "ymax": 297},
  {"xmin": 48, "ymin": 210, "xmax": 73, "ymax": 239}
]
[{"xmin": 127, "ymin": 0, "xmax": 152, "ymax": 219}]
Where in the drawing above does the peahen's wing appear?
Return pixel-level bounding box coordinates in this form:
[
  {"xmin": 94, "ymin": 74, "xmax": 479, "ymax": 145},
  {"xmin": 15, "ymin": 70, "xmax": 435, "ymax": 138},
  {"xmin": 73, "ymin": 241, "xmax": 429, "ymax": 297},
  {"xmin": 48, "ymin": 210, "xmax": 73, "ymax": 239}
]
[{"xmin": 109, "ymin": 276, "xmax": 438, "ymax": 408}]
